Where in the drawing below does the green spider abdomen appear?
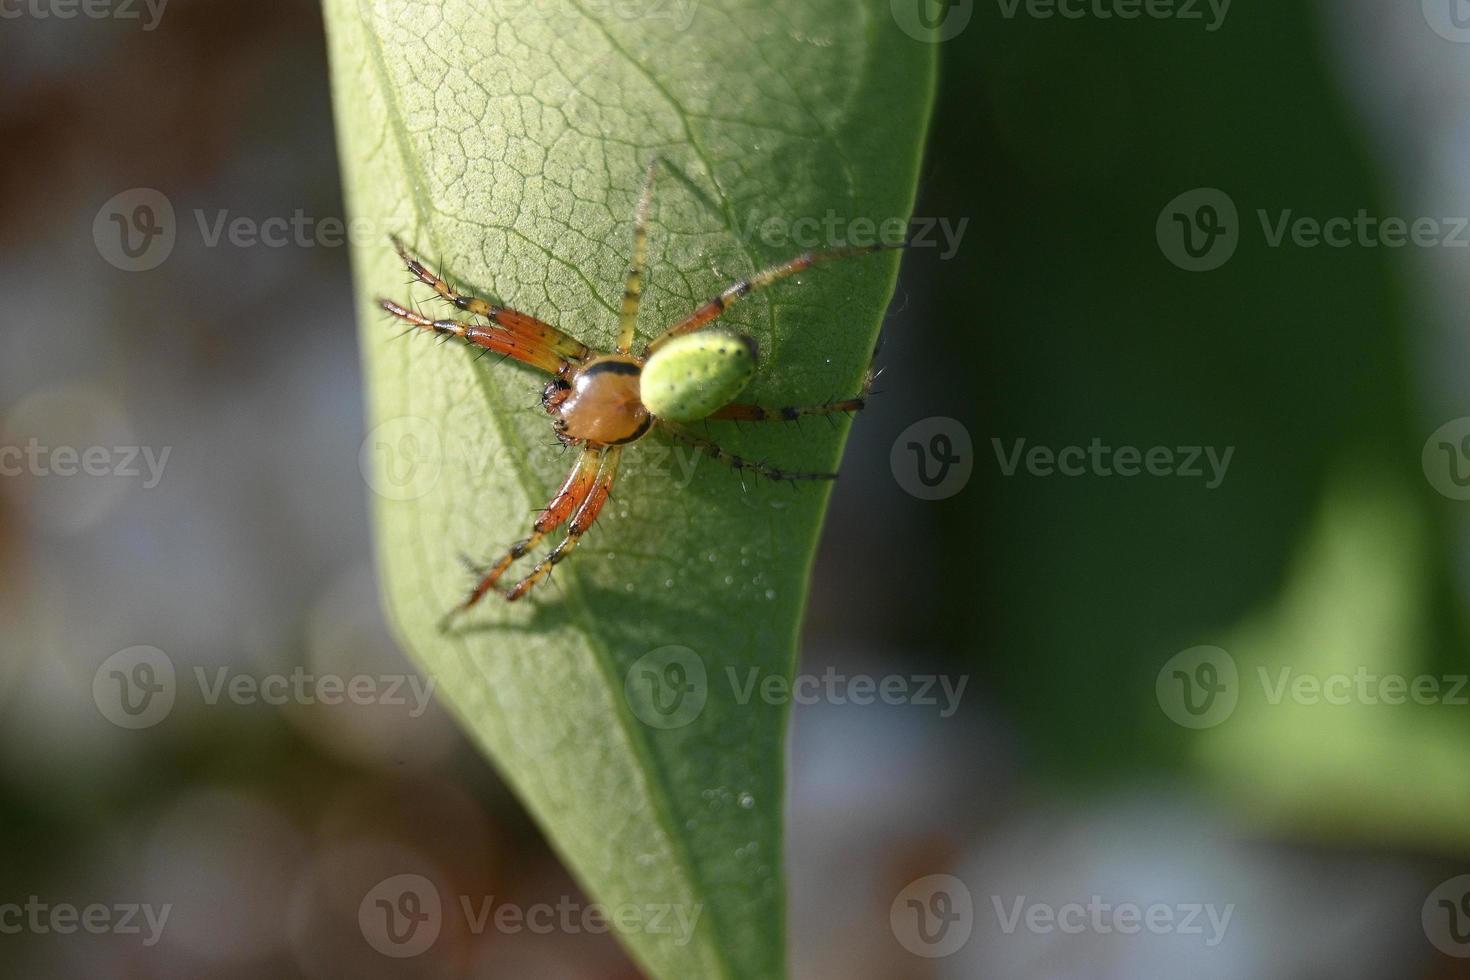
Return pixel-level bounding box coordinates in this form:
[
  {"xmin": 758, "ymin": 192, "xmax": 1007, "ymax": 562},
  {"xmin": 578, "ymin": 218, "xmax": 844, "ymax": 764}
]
[{"xmin": 640, "ymin": 331, "xmax": 758, "ymax": 422}]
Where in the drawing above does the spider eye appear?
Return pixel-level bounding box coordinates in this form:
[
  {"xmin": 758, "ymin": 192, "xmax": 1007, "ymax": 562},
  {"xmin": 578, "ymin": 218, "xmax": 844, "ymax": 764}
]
[{"xmin": 641, "ymin": 331, "xmax": 758, "ymax": 422}]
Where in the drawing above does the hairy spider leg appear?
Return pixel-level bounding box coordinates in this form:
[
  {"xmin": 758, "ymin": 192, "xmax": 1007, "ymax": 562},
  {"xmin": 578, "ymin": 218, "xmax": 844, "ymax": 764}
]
[
  {"xmin": 438, "ymin": 446, "xmax": 605, "ymax": 629},
  {"xmin": 657, "ymin": 421, "xmax": 837, "ymax": 483},
  {"xmin": 504, "ymin": 446, "xmax": 623, "ymax": 600},
  {"xmin": 642, "ymin": 242, "xmax": 902, "ymax": 356},
  {"xmin": 617, "ymin": 157, "xmax": 660, "ymax": 353},
  {"xmin": 377, "ymin": 298, "xmax": 570, "ymax": 376},
  {"xmin": 391, "ymin": 235, "xmax": 590, "ymax": 362},
  {"xmin": 708, "ymin": 367, "xmax": 876, "ymax": 423}
]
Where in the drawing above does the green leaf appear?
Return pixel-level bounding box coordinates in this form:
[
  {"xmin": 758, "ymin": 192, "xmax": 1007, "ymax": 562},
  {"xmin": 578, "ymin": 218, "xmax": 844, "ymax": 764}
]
[{"xmin": 321, "ymin": 1, "xmax": 934, "ymax": 976}]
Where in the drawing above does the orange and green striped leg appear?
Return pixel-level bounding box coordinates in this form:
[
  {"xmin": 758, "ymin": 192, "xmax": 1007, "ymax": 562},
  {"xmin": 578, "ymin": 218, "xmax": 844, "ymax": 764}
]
[
  {"xmin": 377, "ymin": 298, "xmax": 571, "ymax": 376},
  {"xmin": 504, "ymin": 446, "xmax": 624, "ymax": 601},
  {"xmin": 642, "ymin": 243, "xmax": 901, "ymax": 356},
  {"xmin": 657, "ymin": 421, "xmax": 837, "ymax": 484},
  {"xmin": 391, "ymin": 235, "xmax": 590, "ymax": 362},
  {"xmin": 616, "ymin": 157, "xmax": 660, "ymax": 353},
  {"xmin": 438, "ymin": 446, "xmax": 604, "ymax": 629}
]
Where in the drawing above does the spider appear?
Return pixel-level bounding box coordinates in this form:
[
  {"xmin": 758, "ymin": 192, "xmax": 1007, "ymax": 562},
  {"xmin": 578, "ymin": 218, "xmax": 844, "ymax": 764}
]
[{"xmin": 377, "ymin": 159, "xmax": 902, "ymax": 627}]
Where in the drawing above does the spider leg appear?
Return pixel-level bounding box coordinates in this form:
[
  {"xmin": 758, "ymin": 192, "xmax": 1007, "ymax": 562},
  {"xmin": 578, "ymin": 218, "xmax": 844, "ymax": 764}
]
[
  {"xmin": 642, "ymin": 242, "xmax": 902, "ymax": 356},
  {"xmin": 504, "ymin": 446, "xmax": 624, "ymax": 601},
  {"xmin": 438, "ymin": 446, "xmax": 604, "ymax": 630},
  {"xmin": 616, "ymin": 157, "xmax": 660, "ymax": 353},
  {"xmin": 657, "ymin": 421, "xmax": 837, "ymax": 482},
  {"xmin": 391, "ymin": 235, "xmax": 590, "ymax": 362},
  {"xmin": 708, "ymin": 368, "xmax": 875, "ymax": 422},
  {"xmin": 377, "ymin": 298, "xmax": 572, "ymax": 376}
]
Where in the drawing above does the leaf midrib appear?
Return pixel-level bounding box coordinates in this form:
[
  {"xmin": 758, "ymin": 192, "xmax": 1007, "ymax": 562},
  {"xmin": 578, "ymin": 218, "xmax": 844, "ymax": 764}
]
[{"xmin": 359, "ymin": 13, "xmax": 740, "ymax": 978}]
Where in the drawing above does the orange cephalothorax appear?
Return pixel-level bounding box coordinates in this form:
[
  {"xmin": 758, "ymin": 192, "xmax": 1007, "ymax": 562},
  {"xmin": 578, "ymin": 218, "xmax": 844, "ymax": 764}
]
[{"xmin": 555, "ymin": 355, "xmax": 652, "ymax": 446}]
